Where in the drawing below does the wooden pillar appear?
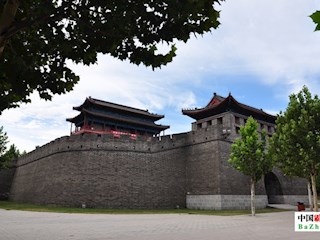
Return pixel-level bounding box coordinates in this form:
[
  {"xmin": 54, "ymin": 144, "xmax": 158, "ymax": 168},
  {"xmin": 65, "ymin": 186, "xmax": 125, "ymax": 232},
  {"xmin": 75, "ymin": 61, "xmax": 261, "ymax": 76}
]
[{"xmin": 70, "ymin": 123, "xmax": 73, "ymax": 134}]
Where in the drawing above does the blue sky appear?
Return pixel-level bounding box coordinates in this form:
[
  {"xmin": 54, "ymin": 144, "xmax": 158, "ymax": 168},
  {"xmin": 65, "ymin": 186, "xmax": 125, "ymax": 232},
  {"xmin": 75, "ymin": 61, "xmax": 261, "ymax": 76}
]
[{"xmin": 1, "ymin": 0, "xmax": 320, "ymax": 152}]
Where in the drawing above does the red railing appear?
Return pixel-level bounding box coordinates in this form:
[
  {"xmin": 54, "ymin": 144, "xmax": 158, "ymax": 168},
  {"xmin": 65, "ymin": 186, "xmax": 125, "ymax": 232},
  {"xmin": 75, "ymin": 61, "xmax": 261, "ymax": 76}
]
[{"xmin": 71, "ymin": 126, "xmax": 138, "ymax": 140}]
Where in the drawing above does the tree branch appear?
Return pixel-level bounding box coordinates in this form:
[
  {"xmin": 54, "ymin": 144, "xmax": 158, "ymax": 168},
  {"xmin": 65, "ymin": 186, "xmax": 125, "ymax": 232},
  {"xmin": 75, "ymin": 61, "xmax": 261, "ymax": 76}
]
[{"xmin": 0, "ymin": 0, "xmax": 19, "ymax": 57}]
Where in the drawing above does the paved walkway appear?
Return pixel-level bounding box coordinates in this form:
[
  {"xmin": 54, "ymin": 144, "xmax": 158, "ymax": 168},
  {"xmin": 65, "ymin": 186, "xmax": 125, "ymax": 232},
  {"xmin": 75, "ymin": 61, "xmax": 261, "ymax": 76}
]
[{"xmin": 0, "ymin": 209, "xmax": 318, "ymax": 240}]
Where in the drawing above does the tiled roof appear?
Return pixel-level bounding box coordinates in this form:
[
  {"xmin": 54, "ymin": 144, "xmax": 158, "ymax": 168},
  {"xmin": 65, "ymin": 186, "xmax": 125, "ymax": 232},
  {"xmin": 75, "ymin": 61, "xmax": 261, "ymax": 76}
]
[
  {"xmin": 73, "ymin": 97, "xmax": 164, "ymax": 120},
  {"xmin": 67, "ymin": 109, "xmax": 169, "ymax": 131},
  {"xmin": 182, "ymin": 93, "xmax": 276, "ymax": 123}
]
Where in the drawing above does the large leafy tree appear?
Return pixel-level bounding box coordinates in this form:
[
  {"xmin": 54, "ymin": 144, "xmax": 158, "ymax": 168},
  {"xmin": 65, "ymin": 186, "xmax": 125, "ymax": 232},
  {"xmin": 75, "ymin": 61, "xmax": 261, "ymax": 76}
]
[
  {"xmin": 228, "ymin": 117, "xmax": 271, "ymax": 216},
  {"xmin": 0, "ymin": 0, "xmax": 223, "ymax": 113},
  {"xmin": 269, "ymin": 86, "xmax": 320, "ymax": 211},
  {"xmin": 269, "ymin": 134, "xmax": 315, "ymax": 210}
]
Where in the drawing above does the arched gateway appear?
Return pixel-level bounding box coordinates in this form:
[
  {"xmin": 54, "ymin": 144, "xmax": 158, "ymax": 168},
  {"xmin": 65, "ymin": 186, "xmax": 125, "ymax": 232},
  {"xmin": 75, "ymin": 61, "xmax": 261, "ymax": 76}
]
[{"xmin": 264, "ymin": 172, "xmax": 284, "ymax": 204}]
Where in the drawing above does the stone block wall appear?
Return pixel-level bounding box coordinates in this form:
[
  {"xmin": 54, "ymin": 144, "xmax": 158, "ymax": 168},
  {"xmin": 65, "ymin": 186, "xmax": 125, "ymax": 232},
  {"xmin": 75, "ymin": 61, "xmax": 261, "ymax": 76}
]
[{"xmin": 186, "ymin": 195, "xmax": 268, "ymax": 210}]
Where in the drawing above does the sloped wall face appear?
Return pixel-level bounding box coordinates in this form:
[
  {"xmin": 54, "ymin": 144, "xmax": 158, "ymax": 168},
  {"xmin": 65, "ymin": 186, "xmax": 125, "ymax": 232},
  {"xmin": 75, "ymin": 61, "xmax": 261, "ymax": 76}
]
[
  {"xmin": 218, "ymin": 140, "xmax": 267, "ymax": 195},
  {"xmin": 271, "ymin": 169, "xmax": 308, "ymax": 196},
  {"xmin": 184, "ymin": 122, "xmax": 226, "ymax": 195},
  {"xmin": 10, "ymin": 135, "xmax": 186, "ymax": 209},
  {"xmin": 185, "ymin": 140, "xmax": 220, "ymax": 195},
  {"xmin": 186, "ymin": 112, "xmax": 265, "ymax": 197},
  {"xmin": 0, "ymin": 168, "xmax": 15, "ymax": 200}
]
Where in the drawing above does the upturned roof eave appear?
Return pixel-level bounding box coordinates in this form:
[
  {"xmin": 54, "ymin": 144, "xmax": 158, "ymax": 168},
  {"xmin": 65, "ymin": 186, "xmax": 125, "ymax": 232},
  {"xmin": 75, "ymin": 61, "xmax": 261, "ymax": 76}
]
[
  {"xmin": 67, "ymin": 109, "xmax": 169, "ymax": 131},
  {"xmin": 182, "ymin": 94, "xmax": 229, "ymax": 119},
  {"xmin": 182, "ymin": 94, "xmax": 276, "ymax": 122},
  {"xmin": 73, "ymin": 97, "xmax": 164, "ymax": 120}
]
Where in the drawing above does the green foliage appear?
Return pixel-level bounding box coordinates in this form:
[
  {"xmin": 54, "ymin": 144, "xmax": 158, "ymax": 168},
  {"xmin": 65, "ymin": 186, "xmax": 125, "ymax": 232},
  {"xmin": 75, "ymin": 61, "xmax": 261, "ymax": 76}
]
[
  {"xmin": 0, "ymin": 126, "xmax": 8, "ymax": 169},
  {"xmin": 269, "ymin": 86, "xmax": 320, "ymax": 210},
  {"xmin": 0, "ymin": 126, "xmax": 8, "ymax": 154},
  {"xmin": 0, "ymin": 0, "xmax": 223, "ymax": 113},
  {"xmin": 0, "ymin": 126, "xmax": 22, "ymax": 169},
  {"xmin": 310, "ymin": 11, "xmax": 320, "ymax": 31},
  {"xmin": 229, "ymin": 117, "xmax": 271, "ymax": 182},
  {"xmin": 269, "ymin": 86, "xmax": 320, "ymax": 177},
  {"xmin": 1, "ymin": 144, "xmax": 21, "ymax": 166}
]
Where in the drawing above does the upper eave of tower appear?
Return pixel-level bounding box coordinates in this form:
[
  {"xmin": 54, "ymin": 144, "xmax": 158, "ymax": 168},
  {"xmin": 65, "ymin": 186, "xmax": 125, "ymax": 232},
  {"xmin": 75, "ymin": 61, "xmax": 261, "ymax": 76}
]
[
  {"xmin": 182, "ymin": 93, "xmax": 276, "ymax": 124},
  {"xmin": 73, "ymin": 97, "xmax": 164, "ymax": 121},
  {"xmin": 67, "ymin": 109, "xmax": 170, "ymax": 131}
]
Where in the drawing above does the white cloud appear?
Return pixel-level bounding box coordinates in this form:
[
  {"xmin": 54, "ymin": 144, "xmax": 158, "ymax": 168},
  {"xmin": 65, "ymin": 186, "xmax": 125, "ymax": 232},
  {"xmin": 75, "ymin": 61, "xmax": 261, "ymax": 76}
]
[
  {"xmin": 1, "ymin": 56, "xmax": 199, "ymax": 151},
  {"xmin": 1, "ymin": 0, "xmax": 320, "ymax": 151},
  {"xmin": 168, "ymin": 0, "xmax": 320, "ymax": 94}
]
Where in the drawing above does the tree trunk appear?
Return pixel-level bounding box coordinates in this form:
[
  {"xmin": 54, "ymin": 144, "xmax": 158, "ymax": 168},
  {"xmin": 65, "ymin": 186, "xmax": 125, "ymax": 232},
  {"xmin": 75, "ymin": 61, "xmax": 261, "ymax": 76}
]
[
  {"xmin": 307, "ymin": 181, "xmax": 313, "ymax": 211},
  {"xmin": 251, "ymin": 178, "xmax": 256, "ymax": 216},
  {"xmin": 0, "ymin": 0, "xmax": 19, "ymax": 57},
  {"xmin": 310, "ymin": 173, "xmax": 318, "ymax": 212}
]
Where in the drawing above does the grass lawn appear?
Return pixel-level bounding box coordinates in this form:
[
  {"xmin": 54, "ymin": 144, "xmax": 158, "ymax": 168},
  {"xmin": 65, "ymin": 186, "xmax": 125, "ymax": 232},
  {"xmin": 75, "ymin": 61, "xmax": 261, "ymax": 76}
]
[{"xmin": 0, "ymin": 201, "xmax": 290, "ymax": 216}]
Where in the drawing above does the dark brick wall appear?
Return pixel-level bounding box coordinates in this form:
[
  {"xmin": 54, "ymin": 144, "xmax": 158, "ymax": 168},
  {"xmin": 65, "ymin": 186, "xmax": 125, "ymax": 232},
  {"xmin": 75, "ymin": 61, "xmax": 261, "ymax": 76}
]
[
  {"xmin": 0, "ymin": 168, "xmax": 15, "ymax": 200},
  {"xmin": 10, "ymin": 139, "xmax": 186, "ymax": 209},
  {"xmin": 8, "ymin": 111, "xmax": 308, "ymax": 209},
  {"xmin": 185, "ymin": 140, "xmax": 220, "ymax": 195},
  {"xmin": 271, "ymin": 169, "xmax": 308, "ymax": 195},
  {"xmin": 218, "ymin": 140, "xmax": 267, "ymax": 195},
  {"xmin": 10, "ymin": 125, "xmax": 223, "ymax": 208}
]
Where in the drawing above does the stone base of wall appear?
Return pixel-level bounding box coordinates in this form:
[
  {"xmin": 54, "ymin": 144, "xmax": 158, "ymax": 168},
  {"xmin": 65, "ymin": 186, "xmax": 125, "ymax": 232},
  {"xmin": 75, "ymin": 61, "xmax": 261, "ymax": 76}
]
[
  {"xmin": 186, "ymin": 195, "xmax": 311, "ymax": 210},
  {"xmin": 186, "ymin": 195, "xmax": 268, "ymax": 210}
]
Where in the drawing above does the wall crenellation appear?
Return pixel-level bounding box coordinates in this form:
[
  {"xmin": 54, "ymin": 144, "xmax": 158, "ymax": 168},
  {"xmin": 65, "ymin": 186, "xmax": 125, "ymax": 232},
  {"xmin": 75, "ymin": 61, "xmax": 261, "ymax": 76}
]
[
  {"xmin": 16, "ymin": 121, "xmax": 230, "ymax": 167},
  {"xmin": 7, "ymin": 111, "xmax": 309, "ymax": 210}
]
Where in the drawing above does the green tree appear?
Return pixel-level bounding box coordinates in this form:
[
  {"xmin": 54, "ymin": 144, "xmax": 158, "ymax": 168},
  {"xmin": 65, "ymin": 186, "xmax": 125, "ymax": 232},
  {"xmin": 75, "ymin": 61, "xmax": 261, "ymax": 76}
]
[
  {"xmin": 311, "ymin": 11, "xmax": 320, "ymax": 31},
  {"xmin": 2, "ymin": 144, "xmax": 21, "ymax": 166},
  {"xmin": 269, "ymin": 133, "xmax": 314, "ymax": 210},
  {"xmin": 228, "ymin": 117, "xmax": 271, "ymax": 216},
  {"xmin": 0, "ymin": 0, "xmax": 223, "ymax": 113},
  {"xmin": 0, "ymin": 126, "xmax": 9, "ymax": 169},
  {"xmin": 269, "ymin": 86, "xmax": 320, "ymax": 211}
]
